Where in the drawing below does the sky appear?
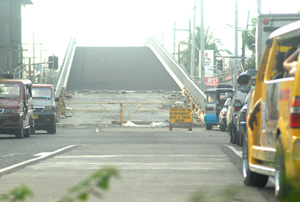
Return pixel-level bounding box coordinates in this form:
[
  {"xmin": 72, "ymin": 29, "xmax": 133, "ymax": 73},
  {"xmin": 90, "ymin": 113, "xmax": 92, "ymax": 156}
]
[{"xmin": 21, "ymin": 0, "xmax": 300, "ymax": 64}]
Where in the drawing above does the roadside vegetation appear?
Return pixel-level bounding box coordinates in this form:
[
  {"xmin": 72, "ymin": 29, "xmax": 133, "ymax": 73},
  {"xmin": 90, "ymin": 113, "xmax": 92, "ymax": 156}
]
[{"xmin": 0, "ymin": 167, "xmax": 119, "ymax": 202}]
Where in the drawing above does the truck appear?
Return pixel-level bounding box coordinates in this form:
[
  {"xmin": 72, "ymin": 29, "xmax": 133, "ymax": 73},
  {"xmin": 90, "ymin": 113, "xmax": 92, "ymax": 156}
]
[{"xmin": 256, "ymin": 13, "xmax": 300, "ymax": 69}]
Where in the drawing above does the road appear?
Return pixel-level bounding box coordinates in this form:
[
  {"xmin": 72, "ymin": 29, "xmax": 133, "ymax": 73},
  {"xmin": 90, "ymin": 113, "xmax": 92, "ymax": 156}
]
[
  {"xmin": 0, "ymin": 127, "xmax": 275, "ymax": 202},
  {"xmin": 67, "ymin": 47, "xmax": 180, "ymax": 91}
]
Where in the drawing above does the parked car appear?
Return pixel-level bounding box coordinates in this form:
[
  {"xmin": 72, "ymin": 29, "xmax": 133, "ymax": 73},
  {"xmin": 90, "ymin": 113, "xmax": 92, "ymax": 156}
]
[
  {"xmin": 234, "ymin": 70, "xmax": 257, "ymax": 146},
  {"xmin": 235, "ymin": 94, "xmax": 250, "ymax": 146},
  {"xmin": 226, "ymin": 84, "xmax": 248, "ymax": 143},
  {"xmin": 227, "ymin": 70, "xmax": 257, "ymax": 144},
  {"xmin": 32, "ymin": 84, "xmax": 57, "ymax": 134},
  {"xmin": 219, "ymin": 98, "xmax": 231, "ymax": 131},
  {"xmin": 0, "ymin": 79, "xmax": 35, "ymax": 138}
]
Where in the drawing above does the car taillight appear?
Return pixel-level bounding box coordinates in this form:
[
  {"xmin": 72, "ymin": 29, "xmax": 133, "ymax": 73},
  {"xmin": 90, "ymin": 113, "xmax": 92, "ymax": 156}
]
[
  {"xmin": 223, "ymin": 112, "xmax": 227, "ymax": 117},
  {"xmin": 290, "ymin": 96, "xmax": 300, "ymax": 128},
  {"xmin": 206, "ymin": 107, "xmax": 214, "ymax": 111},
  {"xmin": 244, "ymin": 112, "xmax": 247, "ymax": 120}
]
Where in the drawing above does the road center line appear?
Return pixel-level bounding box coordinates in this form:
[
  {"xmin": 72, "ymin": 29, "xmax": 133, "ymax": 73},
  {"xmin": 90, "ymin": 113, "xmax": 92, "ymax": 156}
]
[{"xmin": 0, "ymin": 145, "xmax": 76, "ymax": 174}]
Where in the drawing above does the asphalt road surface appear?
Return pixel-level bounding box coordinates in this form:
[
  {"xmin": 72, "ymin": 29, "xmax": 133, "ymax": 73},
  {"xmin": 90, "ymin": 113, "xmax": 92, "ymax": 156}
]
[
  {"xmin": 67, "ymin": 47, "xmax": 180, "ymax": 91},
  {"xmin": 0, "ymin": 127, "xmax": 274, "ymax": 202}
]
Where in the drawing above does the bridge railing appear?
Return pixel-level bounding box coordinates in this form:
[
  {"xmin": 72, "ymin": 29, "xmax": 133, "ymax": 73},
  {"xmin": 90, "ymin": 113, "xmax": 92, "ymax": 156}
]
[
  {"xmin": 54, "ymin": 37, "xmax": 77, "ymax": 100},
  {"xmin": 145, "ymin": 37, "xmax": 206, "ymax": 122}
]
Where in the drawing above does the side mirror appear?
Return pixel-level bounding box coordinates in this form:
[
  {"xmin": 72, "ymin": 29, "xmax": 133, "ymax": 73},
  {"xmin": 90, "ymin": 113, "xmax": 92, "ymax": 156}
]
[{"xmin": 237, "ymin": 73, "xmax": 251, "ymax": 85}]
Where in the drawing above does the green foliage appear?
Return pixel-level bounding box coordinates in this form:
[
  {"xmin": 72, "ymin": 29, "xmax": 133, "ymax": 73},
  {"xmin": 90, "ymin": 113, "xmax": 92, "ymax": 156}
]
[
  {"xmin": 179, "ymin": 26, "xmax": 232, "ymax": 76},
  {"xmin": 0, "ymin": 167, "xmax": 120, "ymax": 202},
  {"xmin": 0, "ymin": 185, "xmax": 34, "ymax": 202},
  {"xmin": 57, "ymin": 167, "xmax": 120, "ymax": 202},
  {"xmin": 188, "ymin": 185, "xmax": 248, "ymax": 202},
  {"xmin": 242, "ymin": 18, "xmax": 256, "ymax": 54},
  {"xmin": 242, "ymin": 18, "xmax": 257, "ymax": 71}
]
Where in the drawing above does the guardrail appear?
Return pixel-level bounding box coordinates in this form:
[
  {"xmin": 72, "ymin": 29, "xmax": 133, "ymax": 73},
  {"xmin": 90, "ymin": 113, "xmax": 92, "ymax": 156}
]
[
  {"xmin": 54, "ymin": 37, "xmax": 77, "ymax": 100},
  {"xmin": 144, "ymin": 38, "xmax": 206, "ymax": 122}
]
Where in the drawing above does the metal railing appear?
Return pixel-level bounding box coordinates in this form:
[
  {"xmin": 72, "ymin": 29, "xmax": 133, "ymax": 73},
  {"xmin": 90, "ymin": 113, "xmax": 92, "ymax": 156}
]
[
  {"xmin": 144, "ymin": 38, "xmax": 206, "ymax": 114},
  {"xmin": 54, "ymin": 37, "xmax": 77, "ymax": 100}
]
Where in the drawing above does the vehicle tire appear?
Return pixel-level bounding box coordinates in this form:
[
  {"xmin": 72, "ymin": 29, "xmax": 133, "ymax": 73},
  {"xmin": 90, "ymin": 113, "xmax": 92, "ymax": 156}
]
[
  {"xmin": 275, "ymin": 136, "xmax": 289, "ymax": 200},
  {"xmin": 31, "ymin": 126, "xmax": 35, "ymax": 134},
  {"xmin": 220, "ymin": 124, "xmax": 226, "ymax": 132},
  {"xmin": 242, "ymin": 134, "xmax": 268, "ymax": 187},
  {"xmin": 239, "ymin": 133, "xmax": 244, "ymax": 147},
  {"xmin": 228, "ymin": 123, "xmax": 232, "ymax": 135},
  {"xmin": 206, "ymin": 124, "xmax": 213, "ymax": 130},
  {"xmin": 232, "ymin": 127, "xmax": 237, "ymax": 144},
  {"xmin": 46, "ymin": 124, "xmax": 56, "ymax": 134},
  {"xmin": 15, "ymin": 121, "xmax": 24, "ymax": 139},
  {"xmin": 24, "ymin": 126, "xmax": 31, "ymax": 138}
]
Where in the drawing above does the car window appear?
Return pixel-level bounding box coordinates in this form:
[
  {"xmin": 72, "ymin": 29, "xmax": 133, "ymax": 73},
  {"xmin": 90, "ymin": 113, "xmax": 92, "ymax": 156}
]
[
  {"xmin": 32, "ymin": 87, "xmax": 52, "ymax": 98},
  {"xmin": 207, "ymin": 93, "xmax": 216, "ymax": 103},
  {"xmin": 0, "ymin": 83, "xmax": 21, "ymax": 98}
]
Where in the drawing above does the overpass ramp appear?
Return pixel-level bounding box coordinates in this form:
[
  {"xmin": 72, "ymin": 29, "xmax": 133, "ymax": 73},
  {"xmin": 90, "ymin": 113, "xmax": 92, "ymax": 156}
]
[{"xmin": 66, "ymin": 47, "xmax": 180, "ymax": 91}]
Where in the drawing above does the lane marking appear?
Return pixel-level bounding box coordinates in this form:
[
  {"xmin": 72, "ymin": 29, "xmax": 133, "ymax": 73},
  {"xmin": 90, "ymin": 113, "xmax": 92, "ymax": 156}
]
[
  {"xmin": 226, "ymin": 145, "xmax": 275, "ymax": 185},
  {"xmin": 0, "ymin": 145, "xmax": 76, "ymax": 174},
  {"xmin": 226, "ymin": 145, "xmax": 242, "ymax": 157},
  {"xmin": 55, "ymin": 154, "xmax": 225, "ymax": 158}
]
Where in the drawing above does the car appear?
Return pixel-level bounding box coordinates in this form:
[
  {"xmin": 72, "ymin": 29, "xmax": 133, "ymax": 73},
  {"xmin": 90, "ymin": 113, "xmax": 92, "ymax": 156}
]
[
  {"xmin": 227, "ymin": 70, "xmax": 257, "ymax": 144},
  {"xmin": 0, "ymin": 78, "xmax": 34, "ymax": 138},
  {"xmin": 32, "ymin": 84, "xmax": 57, "ymax": 134},
  {"xmin": 235, "ymin": 95, "xmax": 249, "ymax": 146},
  {"xmin": 234, "ymin": 70, "xmax": 257, "ymax": 146},
  {"xmin": 218, "ymin": 98, "xmax": 231, "ymax": 131},
  {"xmin": 226, "ymin": 84, "xmax": 248, "ymax": 144}
]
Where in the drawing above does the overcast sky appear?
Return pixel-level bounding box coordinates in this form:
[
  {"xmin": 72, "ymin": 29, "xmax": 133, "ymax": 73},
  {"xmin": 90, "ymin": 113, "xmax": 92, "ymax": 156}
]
[{"xmin": 21, "ymin": 0, "xmax": 299, "ymax": 62}]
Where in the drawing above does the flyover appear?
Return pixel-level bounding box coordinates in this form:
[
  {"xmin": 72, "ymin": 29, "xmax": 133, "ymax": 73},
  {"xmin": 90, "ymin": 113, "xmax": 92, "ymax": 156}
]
[{"xmin": 54, "ymin": 38, "xmax": 206, "ymax": 123}]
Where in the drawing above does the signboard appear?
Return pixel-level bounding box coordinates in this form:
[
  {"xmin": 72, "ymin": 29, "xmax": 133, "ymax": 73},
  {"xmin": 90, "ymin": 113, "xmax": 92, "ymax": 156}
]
[
  {"xmin": 169, "ymin": 107, "xmax": 192, "ymax": 123},
  {"xmin": 200, "ymin": 50, "xmax": 214, "ymax": 78},
  {"xmin": 205, "ymin": 77, "xmax": 219, "ymax": 87}
]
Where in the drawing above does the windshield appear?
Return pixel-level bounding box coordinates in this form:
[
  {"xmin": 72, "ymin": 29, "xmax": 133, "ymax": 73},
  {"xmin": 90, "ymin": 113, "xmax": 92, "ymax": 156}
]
[
  {"xmin": 207, "ymin": 93, "xmax": 216, "ymax": 104},
  {"xmin": 0, "ymin": 83, "xmax": 21, "ymax": 98},
  {"xmin": 32, "ymin": 87, "xmax": 52, "ymax": 99}
]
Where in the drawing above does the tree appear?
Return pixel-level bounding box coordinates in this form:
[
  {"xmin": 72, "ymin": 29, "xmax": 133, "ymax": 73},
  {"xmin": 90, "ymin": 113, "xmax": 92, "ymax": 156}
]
[
  {"xmin": 179, "ymin": 26, "xmax": 232, "ymax": 76},
  {"xmin": 242, "ymin": 18, "xmax": 256, "ymax": 70}
]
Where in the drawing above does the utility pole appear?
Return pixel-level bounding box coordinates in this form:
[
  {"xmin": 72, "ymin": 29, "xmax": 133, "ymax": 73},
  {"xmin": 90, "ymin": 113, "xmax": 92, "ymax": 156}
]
[
  {"xmin": 200, "ymin": 0, "xmax": 205, "ymax": 90},
  {"xmin": 33, "ymin": 32, "xmax": 36, "ymax": 84},
  {"xmin": 241, "ymin": 11, "xmax": 250, "ymax": 69},
  {"xmin": 173, "ymin": 22, "xmax": 176, "ymax": 59},
  {"xmin": 190, "ymin": 0, "xmax": 196, "ymax": 80},
  {"xmin": 257, "ymin": 0, "xmax": 261, "ymax": 15},
  {"xmin": 234, "ymin": 0, "xmax": 238, "ymax": 86}
]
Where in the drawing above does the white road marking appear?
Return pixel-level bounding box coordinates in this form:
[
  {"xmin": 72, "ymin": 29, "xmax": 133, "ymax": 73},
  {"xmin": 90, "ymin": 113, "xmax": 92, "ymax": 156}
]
[
  {"xmin": 0, "ymin": 145, "xmax": 76, "ymax": 174},
  {"xmin": 226, "ymin": 145, "xmax": 242, "ymax": 157},
  {"xmin": 55, "ymin": 154, "xmax": 224, "ymax": 158},
  {"xmin": 226, "ymin": 145, "xmax": 275, "ymax": 185}
]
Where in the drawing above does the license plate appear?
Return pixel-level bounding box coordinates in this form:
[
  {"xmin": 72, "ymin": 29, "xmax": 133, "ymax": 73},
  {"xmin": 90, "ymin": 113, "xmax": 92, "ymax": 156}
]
[{"xmin": 33, "ymin": 115, "xmax": 38, "ymax": 119}]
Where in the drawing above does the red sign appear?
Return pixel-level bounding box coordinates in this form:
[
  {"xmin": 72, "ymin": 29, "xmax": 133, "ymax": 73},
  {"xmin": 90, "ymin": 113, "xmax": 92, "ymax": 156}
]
[{"xmin": 205, "ymin": 77, "xmax": 219, "ymax": 87}]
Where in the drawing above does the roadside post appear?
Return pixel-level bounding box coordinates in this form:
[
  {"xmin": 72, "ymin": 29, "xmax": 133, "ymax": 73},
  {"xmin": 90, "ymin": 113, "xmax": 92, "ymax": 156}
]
[{"xmin": 169, "ymin": 107, "xmax": 192, "ymax": 131}]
